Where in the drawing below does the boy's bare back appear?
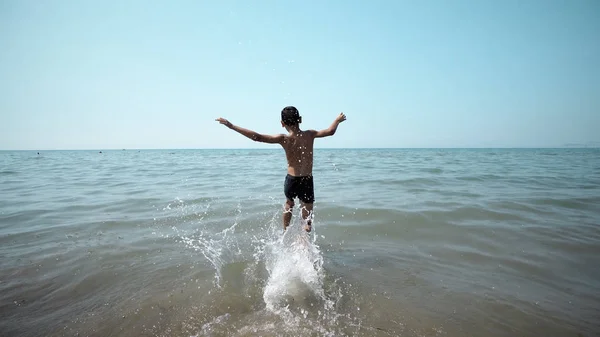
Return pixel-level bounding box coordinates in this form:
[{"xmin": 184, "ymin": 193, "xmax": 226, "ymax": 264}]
[{"xmin": 280, "ymin": 130, "xmax": 316, "ymax": 176}]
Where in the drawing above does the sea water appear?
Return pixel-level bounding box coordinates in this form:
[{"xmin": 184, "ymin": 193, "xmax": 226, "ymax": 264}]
[{"xmin": 1, "ymin": 148, "xmax": 599, "ymax": 336}]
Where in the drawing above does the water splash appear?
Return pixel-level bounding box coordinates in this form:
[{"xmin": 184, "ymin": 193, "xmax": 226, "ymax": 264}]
[
  {"xmin": 260, "ymin": 218, "xmax": 342, "ymax": 333},
  {"xmin": 179, "ymin": 203, "xmax": 242, "ymax": 287},
  {"xmin": 175, "ymin": 202, "xmax": 352, "ymax": 335},
  {"xmin": 263, "ymin": 220, "xmax": 326, "ymax": 309}
]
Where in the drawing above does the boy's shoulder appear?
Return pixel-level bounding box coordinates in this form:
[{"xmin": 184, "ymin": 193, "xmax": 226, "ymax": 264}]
[
  {"xmin": 282, "ymin": 130, "xmax": 318, "ymax": 139},
  {"xmin": 302, "ymin": 129, "xmax": 318, "ymax": 137}
]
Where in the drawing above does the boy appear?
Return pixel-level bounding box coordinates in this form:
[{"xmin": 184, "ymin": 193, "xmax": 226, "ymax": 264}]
[{"xmin": 216, "ymin": 106, "xmax": 346, "ymax": 232}]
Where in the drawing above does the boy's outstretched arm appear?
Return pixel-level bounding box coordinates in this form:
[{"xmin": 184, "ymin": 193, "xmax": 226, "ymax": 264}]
[
  {"xmin": 313, "ymin": 113, "xmax": 347, "ymax": 138},
  {"xmin": 215, "ymin": 118, "xmax": 284, "ymax": 144}
]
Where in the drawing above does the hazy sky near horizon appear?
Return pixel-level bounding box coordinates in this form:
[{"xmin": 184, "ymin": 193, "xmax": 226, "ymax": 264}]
[{"xmin": 1, "ymin": 0, "xmax": 599, "ymax": 150}]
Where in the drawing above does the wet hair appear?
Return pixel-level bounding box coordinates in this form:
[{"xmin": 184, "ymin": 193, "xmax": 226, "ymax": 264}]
[{"xmin": 281, "ymin": 106, "xmax": 301, "ymax": 126}]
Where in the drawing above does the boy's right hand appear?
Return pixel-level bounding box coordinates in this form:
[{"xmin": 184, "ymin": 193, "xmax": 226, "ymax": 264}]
[
  {"xmin": 215, "ymin": 117, "xmax": 232, "ymax": 128},
  {"xmin": 336, "ymin": 113, "xmax": 347, "ymax": 124}
]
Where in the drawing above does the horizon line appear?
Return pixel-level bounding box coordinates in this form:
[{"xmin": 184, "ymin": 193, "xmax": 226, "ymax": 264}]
[{"xmin": 1, "ymin": 146, "xmax": 599, "ymax": 151}]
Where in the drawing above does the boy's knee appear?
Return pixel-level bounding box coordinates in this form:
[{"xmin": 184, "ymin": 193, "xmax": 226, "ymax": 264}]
[{"xmin": 284, "ymin": 199, "xmax": 294, "ymax": 209}]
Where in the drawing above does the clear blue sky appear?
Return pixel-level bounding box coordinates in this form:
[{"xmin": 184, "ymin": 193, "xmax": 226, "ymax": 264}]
[{"xmin": 1, "ymin": 0, "xmax": 598, "ymax": 150}]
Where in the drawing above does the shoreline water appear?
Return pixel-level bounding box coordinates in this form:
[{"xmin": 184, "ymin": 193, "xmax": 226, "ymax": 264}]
[{"xmin": 1, "ymin": 148, "xmax": 599, "ymax": 336}]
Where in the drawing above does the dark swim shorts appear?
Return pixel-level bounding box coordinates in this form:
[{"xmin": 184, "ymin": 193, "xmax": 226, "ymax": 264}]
[{"xmin": 284, "ymin": 174, "xmax": 315, "ymax": 204}]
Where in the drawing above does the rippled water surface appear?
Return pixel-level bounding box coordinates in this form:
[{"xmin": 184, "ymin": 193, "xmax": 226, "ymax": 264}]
[{"xmin": 1, "ymin": 148, "xmax": 599, "ymax": 337}]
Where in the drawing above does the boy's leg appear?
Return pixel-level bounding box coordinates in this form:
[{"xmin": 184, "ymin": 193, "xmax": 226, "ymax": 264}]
[
  {"xmin": 300, "ymin": 202, "xmax": 313, "ymax": 232},
  {"xmin": 283, "ymin": 199, "xmax": 294, "ymax": 230}
]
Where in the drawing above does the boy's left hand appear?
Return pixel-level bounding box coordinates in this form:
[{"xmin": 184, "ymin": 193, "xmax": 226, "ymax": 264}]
[{"xmin": 215, "ymin": 118, "xmax": 232, "ymax": 128}]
